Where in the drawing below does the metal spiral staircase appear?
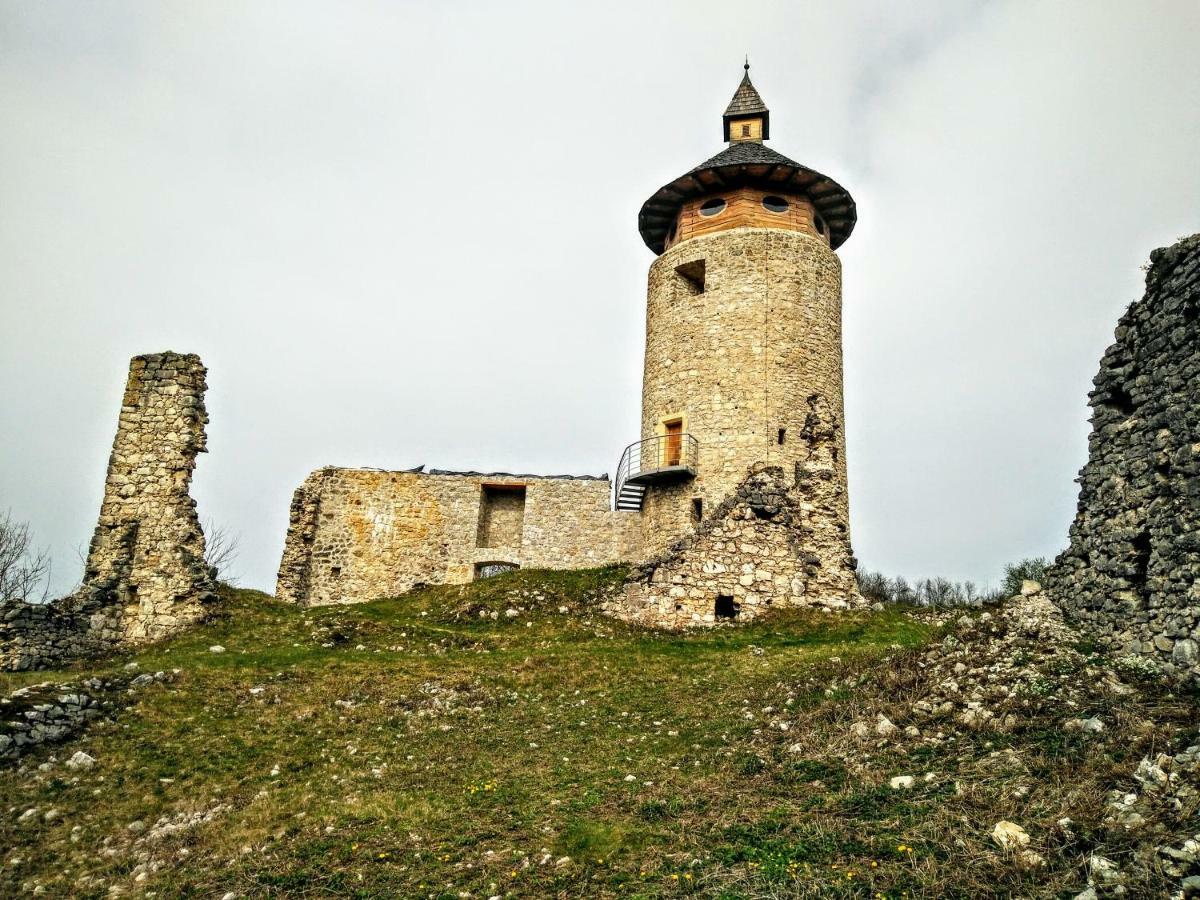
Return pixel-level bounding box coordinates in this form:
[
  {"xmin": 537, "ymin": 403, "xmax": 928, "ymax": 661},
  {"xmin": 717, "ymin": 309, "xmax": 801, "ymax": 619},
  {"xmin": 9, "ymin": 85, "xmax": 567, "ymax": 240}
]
[{"xmin": 613, "ymin": 433, "xmax": 699, "ymax": 511}]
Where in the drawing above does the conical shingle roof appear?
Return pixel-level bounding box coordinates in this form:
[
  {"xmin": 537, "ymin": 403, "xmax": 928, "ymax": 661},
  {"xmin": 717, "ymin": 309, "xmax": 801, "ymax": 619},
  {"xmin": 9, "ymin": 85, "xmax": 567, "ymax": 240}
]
[
  {"xmin": 722, "ymin": 63, "xmax": 770, "ymax": 141},
  {"xmin": 723, "ymin": 67, "xmax": 768, "ymax": 119}
]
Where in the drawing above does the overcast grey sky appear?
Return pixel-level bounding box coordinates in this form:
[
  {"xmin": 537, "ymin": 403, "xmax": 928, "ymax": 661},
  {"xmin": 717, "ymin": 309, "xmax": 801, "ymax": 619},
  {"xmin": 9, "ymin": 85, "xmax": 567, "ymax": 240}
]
[{"xmin": 2, "ymin": 1, "xmax": 1198, "ymax": 596}]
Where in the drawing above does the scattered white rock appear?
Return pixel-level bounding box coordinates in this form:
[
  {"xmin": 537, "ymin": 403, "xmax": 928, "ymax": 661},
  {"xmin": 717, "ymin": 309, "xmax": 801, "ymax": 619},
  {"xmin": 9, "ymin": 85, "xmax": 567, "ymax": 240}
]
[
  {"xmin": 991, "ymin": 820, "xmax": 1031, "ymax": 851},
  {"xmin": 875, "ymin": 714, "xmax": 898, "ymax": 738},
  {"xmin": 889, "ymin": 775, "xmax": 915, "ymax": 790},
  {"xmin": 208, "ymin": 645, "xmax": 226, "ymax": 654},
  {"xmin": 1088, "ymin": 855, "xmax": 1122, "ymax": 886},
  {"xmin": 1018, "ymin": 850, "xmax": 1045, "ymax": 869},
  {"xmin": 65, "ymin": 751, "xmax": 96, "ymax": 770}
]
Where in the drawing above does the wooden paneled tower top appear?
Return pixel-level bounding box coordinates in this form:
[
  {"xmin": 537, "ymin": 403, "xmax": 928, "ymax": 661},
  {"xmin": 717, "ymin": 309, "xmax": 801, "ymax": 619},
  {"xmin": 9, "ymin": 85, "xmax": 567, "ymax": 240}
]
[{"xmin": 637, "ymin": 62, "xmax": 857, "ymax": 256}]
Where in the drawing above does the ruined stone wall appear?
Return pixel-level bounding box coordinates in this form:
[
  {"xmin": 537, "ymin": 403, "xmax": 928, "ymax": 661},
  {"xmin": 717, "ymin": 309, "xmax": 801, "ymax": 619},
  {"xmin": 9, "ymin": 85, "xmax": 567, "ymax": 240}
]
[
  {"xmin": 275, "ymin": 468, "xmax": 641, "ymax": 606},
  {"xmin": 611, "ymin": 466, "xmax": 862, "ymax": 629},
  {"xmin": 1047, "ymin": 234, "xmax": 1200, "ymax": 679},
  {"xmin": 0, "ymin": 352, "xmax": 216, "ymax": 670},
  {"xmin": 639, "ymin": 228, "xmax": 850, "ymax": 562}
]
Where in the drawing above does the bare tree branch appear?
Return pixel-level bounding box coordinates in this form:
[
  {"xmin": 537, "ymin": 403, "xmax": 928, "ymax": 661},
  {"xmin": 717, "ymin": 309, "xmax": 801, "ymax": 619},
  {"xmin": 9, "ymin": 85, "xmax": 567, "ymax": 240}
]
[
  {"xmin": 203, "ymin": 518, "xmax": 241, "ymax": 585},
  {"xmin": 0, "ymin": 509, "xmax": 51, "ymax": 604}
]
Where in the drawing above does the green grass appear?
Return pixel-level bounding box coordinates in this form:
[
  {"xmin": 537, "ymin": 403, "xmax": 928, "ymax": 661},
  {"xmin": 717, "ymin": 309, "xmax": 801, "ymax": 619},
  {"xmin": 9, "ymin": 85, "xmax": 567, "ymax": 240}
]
[{"xmin": 0, "ymin": 568, "xmax": 1192, "ymax": 898}]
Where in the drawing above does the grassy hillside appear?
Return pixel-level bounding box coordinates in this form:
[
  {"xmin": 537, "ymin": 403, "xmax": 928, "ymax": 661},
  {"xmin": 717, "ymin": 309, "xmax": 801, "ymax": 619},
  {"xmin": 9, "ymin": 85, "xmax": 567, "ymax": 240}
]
[{"xmin": 0, "ymin": 569, "xmax": 1194, "ymax": 898}]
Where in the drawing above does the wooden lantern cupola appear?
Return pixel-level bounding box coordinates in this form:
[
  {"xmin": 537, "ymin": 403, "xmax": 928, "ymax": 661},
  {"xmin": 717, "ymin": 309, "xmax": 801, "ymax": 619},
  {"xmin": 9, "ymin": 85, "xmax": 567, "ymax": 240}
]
[
  {"xmin": 637, "ymin": 61, "xmax": 857, "ymax": 256},
  {"xmin": 723, "ymin": 61, "xmax": 769, "ymax": 143}
]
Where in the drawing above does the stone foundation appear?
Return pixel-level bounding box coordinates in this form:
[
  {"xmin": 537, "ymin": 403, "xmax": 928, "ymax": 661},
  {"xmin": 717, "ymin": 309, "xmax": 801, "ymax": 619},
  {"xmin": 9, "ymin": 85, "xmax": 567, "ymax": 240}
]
[
  {"xmin": 1046, "ymin": 234, "xmax": 1200, "ymax": 679},
  {"xmin": 0, "ymin": 352, "xmax": 217, "ymax": 671},
  {"xmin": 276, "ymin": 467, "xmax": 641, "ymax": 606},
  {"xmin": 610, "ymin": 465, "xmax": 862, "ymax": 628}
]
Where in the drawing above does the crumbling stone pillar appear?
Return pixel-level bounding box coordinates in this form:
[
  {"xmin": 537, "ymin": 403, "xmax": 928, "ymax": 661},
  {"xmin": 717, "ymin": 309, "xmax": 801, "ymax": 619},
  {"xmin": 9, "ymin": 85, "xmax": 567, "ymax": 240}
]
[
  {"xmin": 83, "ymin": 351, "xmax": 217, "ymax": 641},
  {"xmin": 794, "ymin": 393, "xmax": 859, "ymax": 600},
  {"xmin": 1046, "ymin": 234, "xmax": 1200, "ymax": 679},
  {"xmin": 0, "ymin": 352, "xmax": 217, "ymax": 670}
]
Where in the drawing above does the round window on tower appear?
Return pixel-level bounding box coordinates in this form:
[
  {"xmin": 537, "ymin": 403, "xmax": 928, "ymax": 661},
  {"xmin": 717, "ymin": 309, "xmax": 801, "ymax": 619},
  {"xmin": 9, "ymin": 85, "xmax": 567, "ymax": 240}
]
[
  {"xmin": 814, "ymin": 214, "xmax": 826, "ymax": 235},
  {"xmin": 762, "ymin": 195, "xmax": 789, "ymax": 213},
  {"xmin": 699, "ymin": 197, "xmax": 726, "ymax": 217}
]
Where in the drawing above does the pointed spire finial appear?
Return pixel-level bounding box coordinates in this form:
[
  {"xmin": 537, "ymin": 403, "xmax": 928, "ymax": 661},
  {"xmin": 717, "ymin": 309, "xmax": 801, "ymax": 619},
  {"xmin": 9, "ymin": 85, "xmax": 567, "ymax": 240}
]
[{"xmin": 723, "ymin": 60, "xmax": 769, "ymax": 142}]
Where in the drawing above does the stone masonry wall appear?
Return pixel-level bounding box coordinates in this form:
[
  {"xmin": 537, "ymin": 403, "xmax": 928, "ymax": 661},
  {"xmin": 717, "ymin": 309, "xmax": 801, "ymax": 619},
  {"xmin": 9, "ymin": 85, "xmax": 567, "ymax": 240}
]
[
  {"xmin": 275, "ymin": 468, "xmax": 641, "ymax": 606},
  {"xmin": 1046, "ymin": 234, "xmax": 1200, "ymax": 679},
  {"xmin": 639, "ymin": 228, "xmax": 850, "ymax": 562},
  {"xmin": 611, "ymin": 465, "xmax": 863, "ymax": 629},
  {"xmin": 0, "ymin": 352, "xmax": 217, "ymax": 670}
]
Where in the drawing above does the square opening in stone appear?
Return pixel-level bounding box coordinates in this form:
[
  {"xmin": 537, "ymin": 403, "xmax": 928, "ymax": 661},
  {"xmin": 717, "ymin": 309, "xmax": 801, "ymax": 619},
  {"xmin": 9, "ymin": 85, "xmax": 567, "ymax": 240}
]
[
  {"xmin": 477, "ymin": 484, "xmax": 527, "ymax": 549},
  {"xmin": 674, "ymin": 259, "xmax": 705, "ymax": 295},
  {"xmin": 715, "ymin": 595, "xmax": 739, "ymax": 620}
]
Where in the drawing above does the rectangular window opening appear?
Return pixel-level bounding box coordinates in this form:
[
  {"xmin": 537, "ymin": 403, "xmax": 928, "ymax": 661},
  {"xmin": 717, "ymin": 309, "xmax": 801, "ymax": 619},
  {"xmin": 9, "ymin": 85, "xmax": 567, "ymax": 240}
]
[
  {"xmin": 777, "ymin": 428, "xmax": 786, "ymax": 445},
  {"xmin": 715, "ymin": 595, "xmax": 740, "ymax": 620},
  {"xmin": 330, "ymin": 566, "xmax": 341, "ymax": 578},
  {"xmin": 477, "ymin": 484, "xmax": 527, "ymax": 549},
  {"xmin": 691, "ymin": 497, "xmax": 703, "ymax": 523},
  {"xmin": 674, "ymin": 259, "xmax": 705, "ymax": 295}
]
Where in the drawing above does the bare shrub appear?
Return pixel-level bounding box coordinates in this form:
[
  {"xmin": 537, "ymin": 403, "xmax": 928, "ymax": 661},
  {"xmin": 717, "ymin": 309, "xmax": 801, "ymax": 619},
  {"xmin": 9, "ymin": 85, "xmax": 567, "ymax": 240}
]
[
  {"xmin": 0, "ymin": 509, "xmax": 51, "ymax": 604},
  {"xmin": 203, "ymin": 519, "xmax": 241, "ymax": 585}
]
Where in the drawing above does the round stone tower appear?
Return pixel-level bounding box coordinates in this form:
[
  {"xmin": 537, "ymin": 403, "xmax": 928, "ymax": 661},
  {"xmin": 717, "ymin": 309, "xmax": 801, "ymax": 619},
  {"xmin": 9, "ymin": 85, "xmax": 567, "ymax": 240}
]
[{"xmin": 617, "ymin": 64, "xmax": 858, "ymax": 560}]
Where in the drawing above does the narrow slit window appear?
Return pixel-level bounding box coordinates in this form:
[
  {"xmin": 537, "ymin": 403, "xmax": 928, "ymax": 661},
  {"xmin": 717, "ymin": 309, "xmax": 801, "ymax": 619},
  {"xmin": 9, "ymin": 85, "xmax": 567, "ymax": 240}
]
[
  {"xmin": 691, "ymin": 497, "xmax": 703, "ymax": 522},
  {"xmin": 777, "ymin": 428, "xmax": 786, "ymax": 445}
]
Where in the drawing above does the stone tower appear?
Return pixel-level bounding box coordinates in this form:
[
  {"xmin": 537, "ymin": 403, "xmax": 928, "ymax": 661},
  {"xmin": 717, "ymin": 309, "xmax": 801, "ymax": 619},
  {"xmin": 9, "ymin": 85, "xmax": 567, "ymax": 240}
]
[{"xmin": 617, "ymin": 65, "xmax": 858, "ymax": 568}]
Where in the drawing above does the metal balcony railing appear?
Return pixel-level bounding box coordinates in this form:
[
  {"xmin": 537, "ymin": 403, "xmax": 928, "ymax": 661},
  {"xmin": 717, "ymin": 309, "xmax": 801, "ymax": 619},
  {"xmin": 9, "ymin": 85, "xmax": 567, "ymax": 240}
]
[{"xmin": 614, "ymin": 433, "xmax": 698, "ymax": 510}]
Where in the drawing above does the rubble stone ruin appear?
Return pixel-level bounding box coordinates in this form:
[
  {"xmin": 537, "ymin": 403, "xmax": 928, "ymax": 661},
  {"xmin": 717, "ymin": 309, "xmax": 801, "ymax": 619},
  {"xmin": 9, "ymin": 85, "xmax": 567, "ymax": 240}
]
[
  {"xmin": 1047, "ymin": 234, "xmax": 1200, "ymax": 679},
  {"xmin": 0, "ymin": 352, "xmax": 217, "ymax": 670}
]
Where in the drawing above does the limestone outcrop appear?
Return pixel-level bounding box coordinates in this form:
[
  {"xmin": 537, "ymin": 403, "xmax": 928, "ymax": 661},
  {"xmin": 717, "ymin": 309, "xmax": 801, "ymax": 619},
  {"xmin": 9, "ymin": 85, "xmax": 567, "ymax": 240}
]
[
  {"xmin": 1047, "ymin": 234, "xmax": 1200, "ymax": 679},
  {"xmin": 0, "ymin": 352, "xmax": 217, "ymax": 670}
]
